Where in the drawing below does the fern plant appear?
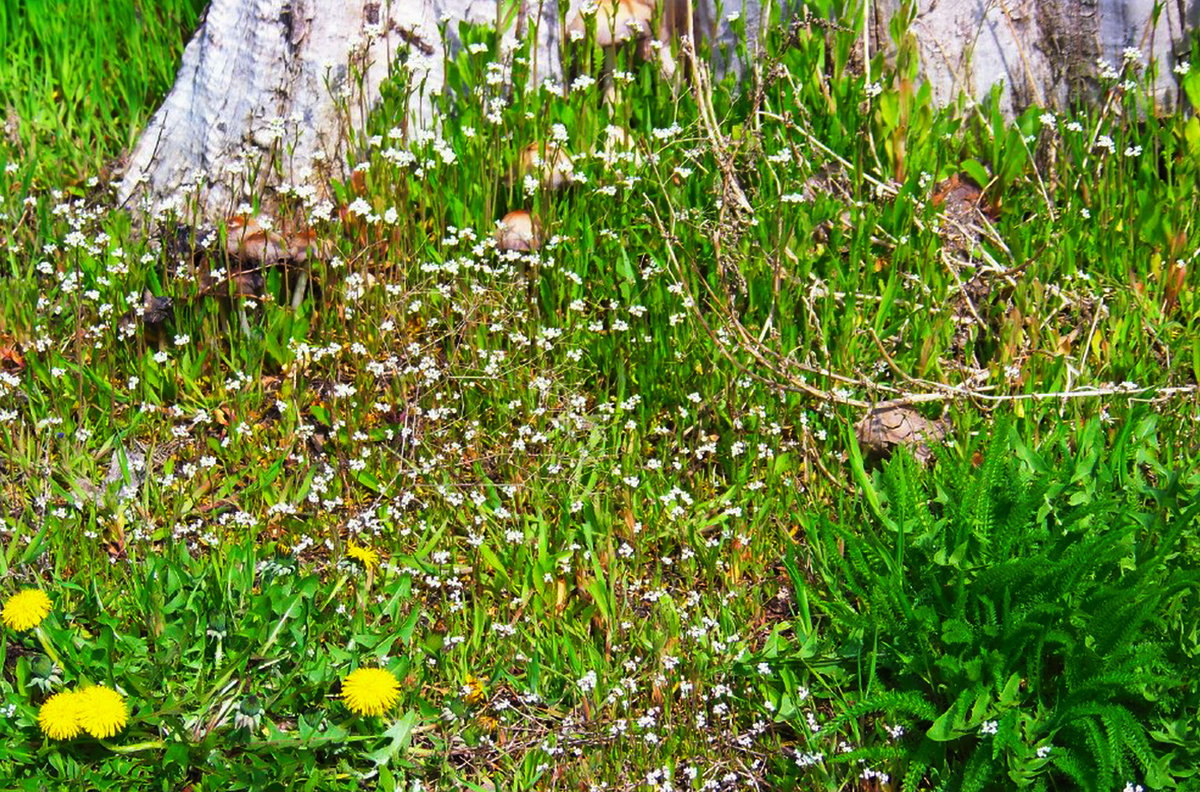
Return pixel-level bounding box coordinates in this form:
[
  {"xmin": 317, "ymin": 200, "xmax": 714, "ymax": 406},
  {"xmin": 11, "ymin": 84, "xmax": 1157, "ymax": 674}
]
[{"xmin": 754, "ymin": 415, "xmax": 1200, "ymax": 791}]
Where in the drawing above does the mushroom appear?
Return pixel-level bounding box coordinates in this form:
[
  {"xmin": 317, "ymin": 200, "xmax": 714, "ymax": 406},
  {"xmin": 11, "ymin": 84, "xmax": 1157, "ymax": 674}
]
[
  {"xmin": 566, "ymin": 0, "xmax": 678, "ymax": 91},
  {"xmin": 518, "ymin": 142, "xmax": 574, "ymax": 190},
  {"xmin": 567, "ymin": 0, "xmax": 653, "ymax": 47},
  {"xmin": 224, "ymin": 214, "xmax": 289, "ymax": 265},
  {"xmin": 216, "ymin": 215, "xmax": 329, "ymax": 306},
  {"xmin": 495, "ymin": 210, "xmax": 541, "ymax": 252},
  {"xmin": 285, "ymin": 227, "xmax": 332, "ymax": 264},
  {"xmin": 598, "ymin": 124, "xmax": 645, "ymax": 170}
]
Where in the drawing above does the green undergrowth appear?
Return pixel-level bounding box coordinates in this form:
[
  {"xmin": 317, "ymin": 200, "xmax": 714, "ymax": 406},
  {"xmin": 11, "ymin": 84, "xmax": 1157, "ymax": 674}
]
[
  {"xmin": 0, "ymin": 0, "xmax": 1199, "ymax": 788},
  {"xmin": 0, "ymin": 0, "xmax": 206, "ymax": 188},
  {"xmin": 750, "ymin": 414, "xmax": 1200, "ymax": 790}
]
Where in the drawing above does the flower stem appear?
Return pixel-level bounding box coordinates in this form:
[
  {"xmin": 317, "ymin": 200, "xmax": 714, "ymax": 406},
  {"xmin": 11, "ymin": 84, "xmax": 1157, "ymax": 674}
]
[
  {"xmin": 34, "ymin": 626, "xmax": 62, "ymax": 668},
  {"xmin": 100, "ymin": 739, "xmax": 166, "ymax": 753}
]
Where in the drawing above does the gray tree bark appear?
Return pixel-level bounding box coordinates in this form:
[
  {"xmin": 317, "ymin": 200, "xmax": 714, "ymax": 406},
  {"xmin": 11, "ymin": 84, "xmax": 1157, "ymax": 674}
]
[
  {"xmin": 870, "ymin": 0, "xmax": 1195, "ymax": 116},
  {"xmin": 115, "ymin": 0, "xmax": 784, "ymax": 221},
  {"xmin": 118, "ymin": 0, "xmax": 519, "ymax": 221},
  {"xmin": 118, "ymin": 0, "xmax": 1196, "ymax": 221}
]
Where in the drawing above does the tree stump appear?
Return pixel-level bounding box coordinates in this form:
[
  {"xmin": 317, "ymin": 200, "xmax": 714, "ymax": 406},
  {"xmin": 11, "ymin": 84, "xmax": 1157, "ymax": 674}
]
[{"xmin": 117, "ymin": 0, "xmax": 1196, "ymax": 222}]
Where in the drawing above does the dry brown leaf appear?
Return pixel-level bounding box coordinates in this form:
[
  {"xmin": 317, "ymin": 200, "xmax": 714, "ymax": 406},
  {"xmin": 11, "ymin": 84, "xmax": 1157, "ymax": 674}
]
[
  {"xmin": 931, "ymin": 174, "xmax": 998, "ymax": 221},
  {"xmin": 0, "ymin": 337, "xmax": 24, "ymax": 372}
]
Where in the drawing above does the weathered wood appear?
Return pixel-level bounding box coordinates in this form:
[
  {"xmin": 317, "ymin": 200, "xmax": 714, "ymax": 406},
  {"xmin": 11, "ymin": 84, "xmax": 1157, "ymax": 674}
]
[
  {"xmin": 118, "ymin": 0, "xmax": 508, "ymax": 219},
  {"xmin": 119, "ymin": 0, "xmax": 1197, "ymax": 221},
  {"xmin": 870, "ymin": 0, "xmax": 1195, "ymax": 116},
  {"xmin": 117, "ymin": 0, "xmax": 782, "ymax": 220}
]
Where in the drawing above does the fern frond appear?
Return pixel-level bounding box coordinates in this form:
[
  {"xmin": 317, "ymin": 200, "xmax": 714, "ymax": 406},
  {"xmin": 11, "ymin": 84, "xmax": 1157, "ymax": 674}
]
[
  {"xmin": 901, "ymin": 758, "xmax": 931, "ymax": 792},
  {"xmin": 960, "ymin": 742, "xmax": 998, "ymax": 792},
  {"xmin": 1051, "ymin": 745, "xmax": 1096, "ymax": 792},
  {"xmin": 1110, "ymin": 705, "xmax": 1154, "ymax": 776},
  {"xmin": 822, "ymin": 689, "xmax": 939, "ymax": 736},
  {"xmin": 1086, "ymin": 714, "xmax": 1117, "ymax": 781},
  {"xmin": 827, "ymin": 744, "xmax": 904, "ymax": 765}
]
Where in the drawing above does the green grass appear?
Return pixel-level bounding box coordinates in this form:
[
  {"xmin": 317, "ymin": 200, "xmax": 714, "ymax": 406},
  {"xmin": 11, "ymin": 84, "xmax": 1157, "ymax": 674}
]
[
  {"xmin": 0, "ymin": 0, "xmax": 206, "ymax": 182},
  {"xmin": 0, "ymin": 1, "xmax": 1198, "ymax": 790}
]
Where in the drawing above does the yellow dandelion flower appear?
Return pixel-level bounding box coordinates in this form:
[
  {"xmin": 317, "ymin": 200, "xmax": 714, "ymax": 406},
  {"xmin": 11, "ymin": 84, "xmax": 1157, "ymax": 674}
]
[
  {"xmin": 38, "ymin": 691, "xmax": 83, "ymax": 740},
  {"xmin": 76, "ymin": 685, "xmax": 128, "ymax": 739},
  {"xmin": 346, "ymin": 543, "xmax": 380, "ymax": 569},
  {"xmin": 463, "ymin": 675, "xmax": 486, "ymax": 705},
  {"xmin": 2, "ymin": 589, "xmax": 52, "ymax": 631},
  {"xmin": 340, "ymin": 667, "xmax": 400, "ymax": 717}
]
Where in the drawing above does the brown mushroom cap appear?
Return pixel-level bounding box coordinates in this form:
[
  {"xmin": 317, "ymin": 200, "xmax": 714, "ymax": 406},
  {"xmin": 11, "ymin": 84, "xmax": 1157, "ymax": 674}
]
[
  {"xmin": 286, "ymin": 228, "xmax": 332, "ymax": 263},
  {"xmin": 224, "ymin": 216, "xmax": 329, "ymax": 265},
  {"xmin": 568, "ymin": 0, "xmax": 653, "ymax": 46},
  {"xmin": 225, "ymin": 215, "xmax": 288, "ymax": 264},
  {"xmin": 496, "ymin": 210, "xmax": 540, "ymax": 252},
  {"xmin": 519, "ymin": 143, "xmax": 574, "ymax": 190}
]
